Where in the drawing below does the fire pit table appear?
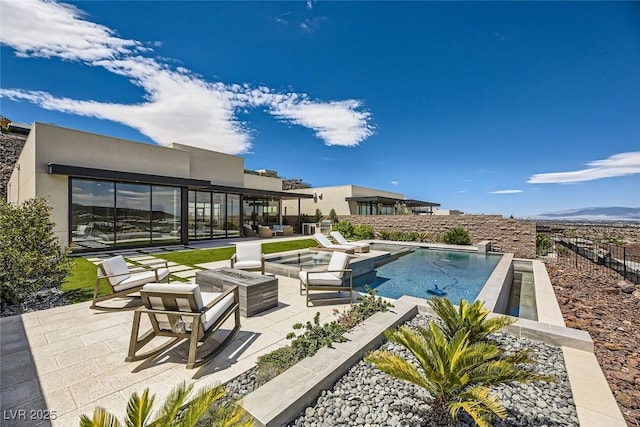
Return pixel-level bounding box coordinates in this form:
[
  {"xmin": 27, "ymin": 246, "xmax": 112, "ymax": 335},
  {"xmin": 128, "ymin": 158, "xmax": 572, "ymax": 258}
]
[{"xmin": 195, "ymin": 268, "xmax": 278, "ymax": 317}]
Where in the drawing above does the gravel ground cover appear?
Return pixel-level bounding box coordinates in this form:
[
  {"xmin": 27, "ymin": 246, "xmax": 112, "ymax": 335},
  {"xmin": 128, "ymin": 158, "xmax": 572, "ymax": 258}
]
[{"xmin": 222, "ymin": 312, "xmax": 578, "ymax": 427}]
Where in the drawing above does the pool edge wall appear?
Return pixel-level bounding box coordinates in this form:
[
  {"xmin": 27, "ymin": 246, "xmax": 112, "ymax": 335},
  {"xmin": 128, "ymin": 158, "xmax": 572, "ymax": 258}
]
[{"xmin": 476, "ymin": 253, "xmax": 513, "ymax": 313}]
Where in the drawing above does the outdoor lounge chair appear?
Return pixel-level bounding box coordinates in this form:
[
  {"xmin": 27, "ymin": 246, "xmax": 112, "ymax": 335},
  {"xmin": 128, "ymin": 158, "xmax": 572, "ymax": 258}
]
[
  {"xmin": 242, "ymin": 223, "xmax": 258, "ymax": 237},
  {"xmin": 330, "ymin": 231, "xmax": 370, "ymax": 253},
  {"xmin": 92, "ymin": 255, "xmax": 170, "ymax": 311},
  {"xmin": 313, "ymin": 233, "xmax": 355, "ymax": 254},
  {"xmin": 126, "ymin": 282, "xmax": 240, "ymax": 369},
  {"xmin": 230, "ymin": 242, "xmax": 265, "ymax": 274},
  {"xmin": 258, "ymin": 225, "xmax": 274, "ymax": 238},
  {"xmin": 299, "ymin": 250, "xmax": 353, "ymax": 306}
]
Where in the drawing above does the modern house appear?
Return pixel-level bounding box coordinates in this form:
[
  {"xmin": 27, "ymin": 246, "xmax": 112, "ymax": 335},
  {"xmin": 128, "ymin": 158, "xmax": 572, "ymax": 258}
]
[
  {"xmin": 7, "ymin": 123, "xmax": 313, "ymax": 252},
  {"xmin": 281, "ymin": 185, "xmax": 440, "ymax": 217}
]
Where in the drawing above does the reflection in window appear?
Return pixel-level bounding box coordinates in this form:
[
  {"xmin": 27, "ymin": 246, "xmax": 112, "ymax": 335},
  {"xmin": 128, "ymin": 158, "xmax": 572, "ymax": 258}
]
[
  {"xmin": 212, "ymin": 193, "xmax": 225, "ymax": 238},
  {"xmin": 116, "ymin": 183, "xmax": 151, "ymax": 247},
  {"xmin": 227, "ymin": 194, "xmax": 240, "ymax": 237},
  {"xmin": 71, "ymin": 179, "xmax": 115, "ymax": 250},
  {"xmin": 152, "ymin": 186, "xmax": 181, "ymax": 243}
]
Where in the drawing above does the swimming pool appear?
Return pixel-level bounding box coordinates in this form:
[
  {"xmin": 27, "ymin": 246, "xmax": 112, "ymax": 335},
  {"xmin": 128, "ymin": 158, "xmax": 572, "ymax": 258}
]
[{"xmin": 355, "ymin": 248, "xmax": 503, "ymax": 302}]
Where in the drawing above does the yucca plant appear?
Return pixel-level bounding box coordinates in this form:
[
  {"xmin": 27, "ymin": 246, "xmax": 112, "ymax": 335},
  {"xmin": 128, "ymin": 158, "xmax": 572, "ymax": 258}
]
[
  {"xmin": 365, "ymin": 323, "xmax": 555, "ymax": 427},
  {"xmin": 428, "ymin": 297, "xmax": 515, "ymax": 344},
  {"xmin": 79, "ymin": 382, "xmax": 253, "ymax": 427}
]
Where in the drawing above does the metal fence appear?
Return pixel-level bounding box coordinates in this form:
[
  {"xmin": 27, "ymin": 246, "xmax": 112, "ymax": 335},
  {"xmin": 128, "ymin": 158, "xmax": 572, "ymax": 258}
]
[{"xmin": 536, "ymin": 231, "xmax": 640, "ymax": 285}]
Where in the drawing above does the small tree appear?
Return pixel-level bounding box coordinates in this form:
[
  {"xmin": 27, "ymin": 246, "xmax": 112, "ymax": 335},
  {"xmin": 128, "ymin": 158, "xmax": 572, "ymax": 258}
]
[
  {"xmin": 313, "ymin": 208, "xmax": 323, "ymax": 223},
  {"xmin": 0, "ymin": 198, "xmax": 72, "ymax": 305},
  {"xmin": 328, "ymin": 208, "xmax": 339, "ymax": 223},
  {"xmin": 394, "ymin": 202, "xmax": 411, "ymax": 215}
]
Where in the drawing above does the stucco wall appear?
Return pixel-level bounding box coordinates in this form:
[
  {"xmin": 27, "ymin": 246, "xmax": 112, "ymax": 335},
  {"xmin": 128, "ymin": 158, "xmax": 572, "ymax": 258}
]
[
  {"xmin": 244, "ymin": 173, "xmax": 283, "ymax": 191},
  {"xmin": 338, "ymin": 214, "xmax": 536, "ymax": 259}
]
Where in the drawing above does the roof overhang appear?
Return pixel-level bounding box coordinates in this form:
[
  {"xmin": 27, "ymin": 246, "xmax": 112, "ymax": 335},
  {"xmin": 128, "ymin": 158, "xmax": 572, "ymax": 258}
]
[
  {"xmin": 48, "ymin": 163, "xmax": 314, "ymax": 200},
  {"xmin": 345, "ymin": 195, "xmax": 440, "ymax": 208}
]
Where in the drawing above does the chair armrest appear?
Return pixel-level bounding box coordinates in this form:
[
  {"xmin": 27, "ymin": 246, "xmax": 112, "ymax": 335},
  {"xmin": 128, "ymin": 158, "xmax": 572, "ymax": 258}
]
[
  {"xmin": 203, "ymin": 285, "xmax": 239, "ymax": 311},
  {"xmin": 143, "ymin": 260, "xmax": 169, "ymax": 270}
]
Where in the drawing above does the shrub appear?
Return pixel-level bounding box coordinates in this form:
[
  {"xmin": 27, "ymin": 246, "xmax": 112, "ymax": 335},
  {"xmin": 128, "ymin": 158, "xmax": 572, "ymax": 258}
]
[
  {"xmin": 416, "ymin": 232, "xmax": 431, "ymax": 242},
  {"xmin": 377, "ymin": 230, "xmax": 390, "ymax": 240},
  {"xmin": 0, "ymin": 198, "xmax": 72, "ymax": 305},
  {"xmin": 388, "ymin": 230, "xmax": 415, "ymax": 241},
  {"xmin": 442, "ymin": 227, "xmax": 471, "ymax": 245},
  {"xmin": 353, "ymin": 224, "xmax": 375, "ymax": 239},
  {"xmin": 536, "ymin": 234, "xmax": 553, "ymax": 256},
  {"xmin": 556, "ymin": 245, "xmax": 571, "ymax": 257},
  {"xmin": 255, "ymin": 346, "xmax": 299, "ymax": 383},
  {"xmin": 328, "ymin": 208, "xmax": 339, "ymax": 223},
  {"xmin": 286, "ymin": 312, "xmax": 348, "ymax": 360},
  {"xmin": 332, "ymin": 221, "xmax": 355, "ymax": 239},
  {"xmin": 335, "ymin": 285, "xmax": 393, "ymax": 329}
]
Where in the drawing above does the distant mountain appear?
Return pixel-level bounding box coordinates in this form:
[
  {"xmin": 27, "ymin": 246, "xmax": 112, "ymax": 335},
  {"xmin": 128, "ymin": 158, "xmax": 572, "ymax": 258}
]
[{"xmin": 536, "ymin": 207, "xmax": 640, "ymax": 221}]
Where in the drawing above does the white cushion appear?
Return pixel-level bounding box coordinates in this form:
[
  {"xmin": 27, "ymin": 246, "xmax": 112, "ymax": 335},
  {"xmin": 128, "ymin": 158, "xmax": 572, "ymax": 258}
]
[
  {"xmin": 235, "ymin": 243, "xmax": 262, "ymax": 261},
  {"xmin": 142, "ymin": 283, "xmax": 202, "ymax": 311},
  {"xmin": 201, "ymin": 291, "xmax": 235, "ymax": 330},
  {"xmin": 300, "ymin": 271, "xmax": 343, "ymax": 286},
  {"xmin": 233, "ymin": 260, "xmax": 262, "ymax": 269},
  {"xmin": 100, "ymin": 256, "xmax": 130, "ymax": 286},
  {"xmin": 327, "ymin": 252, "xmax": 350, "ymax": 278},
  {"xmin": 113, "ymin": 267, "xmax": 169, "ymax": 292}
]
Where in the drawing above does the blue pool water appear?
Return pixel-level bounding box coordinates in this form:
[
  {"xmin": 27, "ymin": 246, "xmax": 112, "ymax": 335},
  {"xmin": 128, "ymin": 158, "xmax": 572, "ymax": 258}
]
[{"xmin": 355, "ymin": 248, "xmax": 502, "ymax": 302}]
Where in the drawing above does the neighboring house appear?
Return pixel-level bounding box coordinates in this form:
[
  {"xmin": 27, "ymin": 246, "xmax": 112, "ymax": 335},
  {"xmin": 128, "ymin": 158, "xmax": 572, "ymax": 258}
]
[
  {"xmin": 7, "ymin": 123, "xmax": 312, "ymax": 252},
  {"xmin": 281, "ymin": 185, "xmax": 439, "ymax": 217}
]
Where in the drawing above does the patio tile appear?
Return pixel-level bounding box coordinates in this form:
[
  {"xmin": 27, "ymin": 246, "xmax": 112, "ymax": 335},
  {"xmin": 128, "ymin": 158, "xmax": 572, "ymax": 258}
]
[
  {"xmin": 167, "ymin": 264, "xmax": 194, "ymax": 273},
  {"xmin": 30, "ymin": 337, "xmax": 85, "ymax": 359},
  {"xmin": 42, "ymin": 388, "xmax": 77, "ymax": 420},
  {"xmin": 171, "ymin": 269, "xmax": 202, "ymax": 278},
  {"xmin": 39, "ymin": 360, "xmax": 105, "ymax": 395},
  {"xmin": 54, "ymin": 343, "xmax": 112, "ymax": 369},
  {"xmin": 78, "ymin": 324, "xmax": 130, "ymax": 347}
]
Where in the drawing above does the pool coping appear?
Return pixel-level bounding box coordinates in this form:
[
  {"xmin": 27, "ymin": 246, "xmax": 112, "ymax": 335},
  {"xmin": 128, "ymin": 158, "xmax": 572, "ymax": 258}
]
[{"xmin": 242, "ymin": 294, "xmax": 625, "ymax": 426}]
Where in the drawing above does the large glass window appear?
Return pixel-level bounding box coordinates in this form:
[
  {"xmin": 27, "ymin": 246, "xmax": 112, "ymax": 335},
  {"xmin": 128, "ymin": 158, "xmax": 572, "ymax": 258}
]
[
  {"xmin": 71, "ymin": 179, "xmax": 115, "ymax": 250},
  {"xmin": 152, "ymin": 186, "xmax": 181, "ymax": 244},
  {"xmin": 71, "ymin": 178, "xmax": 181, "ymax": 251},
  {"xmin": 115, "ymin": 183, "xmax": 151, "ymax": 247}
]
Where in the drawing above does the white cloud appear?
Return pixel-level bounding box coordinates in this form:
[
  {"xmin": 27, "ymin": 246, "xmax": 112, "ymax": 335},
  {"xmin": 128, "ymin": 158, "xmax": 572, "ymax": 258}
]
[
  {"xmin": 490, "ymin": 190, "xmax": 523, "ymax": 194},
  {"xmin": 527, "ymin": 152, "xmax": 640, "ymax": 184},
  {"xmin": 0, "ymin": 0, "xmax": 373, "ymax": 154},
  {"xmin": 391, "ymin": 181, "xmax": 398, "ymax": 186}
]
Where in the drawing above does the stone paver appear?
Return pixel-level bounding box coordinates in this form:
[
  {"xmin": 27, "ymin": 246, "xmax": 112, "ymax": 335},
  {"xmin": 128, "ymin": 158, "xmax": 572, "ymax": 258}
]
[{"xmin": 0, "ymin": 275, "xmax": 354, "ymax": 426}]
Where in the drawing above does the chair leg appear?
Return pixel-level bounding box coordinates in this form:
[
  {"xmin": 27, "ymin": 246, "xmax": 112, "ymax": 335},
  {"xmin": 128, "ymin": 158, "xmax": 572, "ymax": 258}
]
[
  {"xmin": 186, "ymin": 321, "xmax": 200, "ymax": 369},
  {"xmin": 126, "ymin": 311, "xmax": 180, "ymax": 362}
]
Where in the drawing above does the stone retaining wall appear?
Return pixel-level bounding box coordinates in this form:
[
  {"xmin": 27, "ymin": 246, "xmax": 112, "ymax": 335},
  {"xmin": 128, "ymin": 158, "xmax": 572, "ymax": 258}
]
[{"xmin": 337, "ymin": 214, "xmax": 536, "ymax": 259}]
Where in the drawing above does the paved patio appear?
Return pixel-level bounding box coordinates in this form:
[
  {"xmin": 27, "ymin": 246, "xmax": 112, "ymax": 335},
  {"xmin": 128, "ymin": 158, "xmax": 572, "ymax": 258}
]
[{"xmin": 0, "ymin": 259, "xmax": 354, "ymax": 427}]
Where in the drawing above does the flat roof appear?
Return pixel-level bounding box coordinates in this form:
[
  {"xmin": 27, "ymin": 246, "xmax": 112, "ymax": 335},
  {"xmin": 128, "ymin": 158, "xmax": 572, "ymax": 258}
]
[
  {"xmin": 345, "ymin": 195, "xmax": 440, "ymax": 207},
  {"xmin": 48, "ymin": 163, "xmax": 314, "ymax": 199}
]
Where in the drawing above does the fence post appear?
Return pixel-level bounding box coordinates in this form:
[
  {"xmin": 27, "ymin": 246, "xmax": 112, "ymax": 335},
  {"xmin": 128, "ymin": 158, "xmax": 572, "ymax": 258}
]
[{"xmin": 623, "ymin": 246, "xmax": 627, "ymax": 280}]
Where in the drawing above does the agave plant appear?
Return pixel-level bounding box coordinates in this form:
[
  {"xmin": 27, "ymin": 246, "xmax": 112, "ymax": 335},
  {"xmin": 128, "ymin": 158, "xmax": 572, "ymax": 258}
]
[
  {"xmin": 365, "ymin": 324, "xmax": 555, "ymax": 427},
  {"xmin": 79, "ymin": 382, "xmax": 253, "ymax": 427},
  {"xmin": 428, "ymin": 297, "xmax": 515, "ymax": 344}
]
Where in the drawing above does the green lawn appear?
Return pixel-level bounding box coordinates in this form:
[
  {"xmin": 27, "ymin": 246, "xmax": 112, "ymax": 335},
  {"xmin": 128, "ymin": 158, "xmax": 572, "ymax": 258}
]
[
  {"xmin": 62, "ymin": 239, "xmax": 318, "ymax": 303},
  {"xmin": 155, "ymin": 238, "xmax": 318, "ymax": 267}
]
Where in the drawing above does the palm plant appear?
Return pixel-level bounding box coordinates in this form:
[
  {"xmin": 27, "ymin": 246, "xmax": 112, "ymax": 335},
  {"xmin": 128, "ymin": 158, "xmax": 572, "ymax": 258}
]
[
  {"xmin": 79, "ymin": 382, "xmax": 253, "ymax": 427},
  {"xmin": 365, "ymin": 323, "xmax": 555, "ymax": 427},
  {"xmin": 428, "ymin": 297, "xmax": 515, "ymax": 343}
]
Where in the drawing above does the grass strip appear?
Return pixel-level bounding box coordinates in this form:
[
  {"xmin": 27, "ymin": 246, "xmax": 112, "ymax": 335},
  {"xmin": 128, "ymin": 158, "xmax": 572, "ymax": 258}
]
[{"xmin": 155, "ymin": 239, "xmax": 318, "ymax": 267}]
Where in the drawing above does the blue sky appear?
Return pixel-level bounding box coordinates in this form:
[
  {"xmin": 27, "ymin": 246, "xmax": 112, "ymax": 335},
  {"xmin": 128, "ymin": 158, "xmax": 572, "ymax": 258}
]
[{"xmin": 1, "ymin": 0, "xmax": 639, "ymax": 217}]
